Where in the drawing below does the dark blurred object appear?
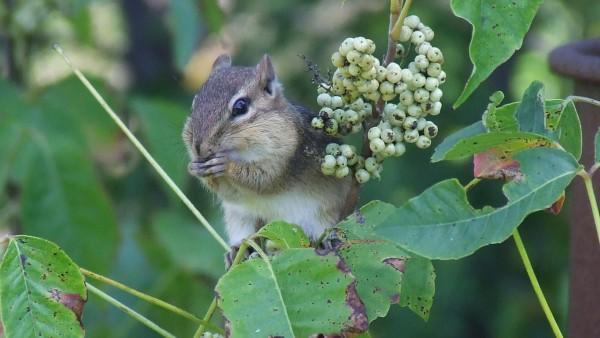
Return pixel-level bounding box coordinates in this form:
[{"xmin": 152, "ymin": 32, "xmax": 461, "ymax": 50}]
[{"xmin": 549, "ymin": 38, "xmax": 600, "ymax": 338}]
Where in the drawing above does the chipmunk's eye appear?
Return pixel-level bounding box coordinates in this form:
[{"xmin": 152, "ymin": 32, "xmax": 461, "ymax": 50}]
[{"xmin": 231, "ymin": 97, "xmax": 250, "ymax": 118}]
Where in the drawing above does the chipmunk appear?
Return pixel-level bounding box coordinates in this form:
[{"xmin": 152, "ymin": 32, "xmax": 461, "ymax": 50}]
[{"xmin": 183, "ymin": 54, "xmax": 357, "ymax": 248}]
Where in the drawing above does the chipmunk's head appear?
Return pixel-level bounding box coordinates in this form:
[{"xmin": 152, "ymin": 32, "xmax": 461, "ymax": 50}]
[{"xmin": 183, "ymin": 54, "xmax": 298, "ymax": 166}]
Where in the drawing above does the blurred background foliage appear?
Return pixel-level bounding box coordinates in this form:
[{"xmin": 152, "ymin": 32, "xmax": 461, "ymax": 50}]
[{"xmin": 0, "ymin": 0, "xmax": 599, "ymax": 337}]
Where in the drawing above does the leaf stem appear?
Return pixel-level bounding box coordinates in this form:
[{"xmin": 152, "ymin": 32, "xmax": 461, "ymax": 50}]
[
  {"xmin": 86, "ymin": 282, "xmax": 177, "ymax": 338},
  {"xmin": 192, "ymin": 241, "xmax": 251, "ymax": 338},
  {"xmin": 52, "ymin": 45, "xmax": 229, "ymax": 251},
  {"xmin": 80, "ymin": 268, "xmax": 222, "ymax": 333},
  {"xmin": 390, "ymin": 0, "xmax": 413, "ymax": 42},
  {"xmin": 464, "ymin": 177, "xmax": 481, "ymax": 191},
  {"xmin": 565, "ymin": 95, "xmax": 600, "ymax": 108},
  {"xmin": 512, "ymin": 230, "xmax": 564, "ymax": 338},
  {"xmin": 578, "ymin": 171, "xmax": 600, "ymax": 245}
]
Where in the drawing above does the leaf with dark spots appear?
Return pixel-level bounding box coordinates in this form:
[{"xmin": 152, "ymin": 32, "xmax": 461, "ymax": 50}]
[
  {"xmin": 516, "ymin": 81, "xmax": 546, "ymax": 135},
  {"xmin": 344, "ymin": 281, "xmax": 368, "ymax": 334},
  {"xmin": 254, "ymin": 221, "xmax": 311, "ymax": 250},
  {"xmin": 0, "ymin": 235, "xmax": 86, "ymax": 337},
  {"xmin": 216, "ymin": 248, "xmax": 365, "ymax": 337},
  {"xmin": 383, "ymin": 258, "xmax": 406, "ymax": 273},
  {"xmin": 473, "ymin": 149, "xmax": 521, "ymax": 181}
]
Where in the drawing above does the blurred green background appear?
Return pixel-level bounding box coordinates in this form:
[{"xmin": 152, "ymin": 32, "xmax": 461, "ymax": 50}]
[{"xmin": 1, "ymin": 0, "xmax": 599, "ymax": 337}]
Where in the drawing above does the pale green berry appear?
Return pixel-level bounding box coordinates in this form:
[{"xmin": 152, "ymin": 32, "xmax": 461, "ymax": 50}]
[
  {"xmin": 339, "ymin": 37, "xmax": 355, "ymax": 56},
  {"xmin": 430, "ymin": 101, "xmax": 442, "ymax": 116},
  {"xmin": 389, "ymin": 109, "xmax": 406, "ymax": 126},
  {"xmin": 384, "ymin": 103, "xmax": 397, "ymax": 114},
  {"xmin": 430, "ymin": 88, "xmax": 443, "ymax": 102},
  {"xmin": 386, "ymin": 63, "xmax": 402, "ymax": 83},
  {"xmin": 426, "ymin": 63, "xmax": 442, "ymax": 77},
  {"xmin": 364, "ymin": 91, "xmax": 381, "ymax": 102},
  {"xmin": 331, "ymin": 84, "xmax": 345, "ymax": 95},
  {"xmin": 355, "ymin": 79, "xmax": 369, "ymax": 92},
  {"xmin": 351, "ymin": 124, "xmax": 362, "ymax": 134},
  {"xmin": 346, "ymin": 109, "xmax": 359, "ymax": 123},
  {"xmin": 381, "ymin": 129, "xmax": 395, "ymax": 143},
  {"xmin": 396, "ymin": 43, "xmax": 405, "ymax": 57},
  {"xmin": 404, "ymin": 15, "xmax": 421, "ymax": 29},
  {"xmin": 311, "ymin": 117, "xmax": 324, "ymax": 129},
  {"xmin": 317, "ymin": 93, "xmax": 332, "ymax": 107},
  {"xmin": 382, "ymin": 93, "xmax": 396, "ymax": 102},
  {"xmin": 417, "ymin": 117, "xmax": 427, "ymax": 130},
  {"xmin": 376, "ymin": 66, "xmax": 387, "ymax": 82},
  {"xmin": 384, "ymin": 143, "xmax": 396, "ymax": 157},
  {"xmin": 355, "ymin": 169, "xmax": 370, "ymax": 184},
  {"xmin": 427, "ymin": 47, "xmax": 443, "ymax": 63},
  {"xmin": 347, "ymin": 153, "xmax": 359, "ymax": 166},
  {"xmin": 379, "ymin": 121, "xmax": 392, "ymax": 131},
  {"xmin": 350, "ymin": 98, "xmax": 364, "ymax": 111},
  {"xmin": 333, "ymin": 109, "xmax": 345, "ymax": 122},
  {"xmin": 340, "ymin": 144, "xmax": 354, "ymax": 158},
  {"xmin": 422, "ymin": 27, "xmax": 435, "ymax": 41},
  {"xmin": 338, "ymin": 66, "xmax": 351, "ymax": 77},
  {"xmin": 317, "ymin": 85, "xmax": 328, "ymax": 94},
  {"xmin": 398, "ymin": 25, "xmax": 413, "ymax": 42},
  {"xmin": 438, "ymin": 70, "xmax": 447, "ymax": 84},
  {"xmin": 353, "ymin": 36, "xmax": 369, "ymax": 52},
  {"xmin": 366, "ymin": 38, "xmax": 376, "ymax": 54},
  {"xmin": 416, "ymin": 42, "xmax": 432, "ymax": 56},
  {"xmin": 319, "ymin": 107, "xmax": 334, "ymax": 119},
  {"xmin": 336, "ymin": 155, "xmax": 348, "ymax": 167},
  {"xmin": 411, "ymin": 30, "xmax": 426, "ymax": 45},
  {"xmin": 324, "ymin": 118, "xmax": 339, "ymax": 135},
  {"xmin": 331, "ymin": 96, "xmax": 343, "ymax": 108},
  {"xmin": 368, "ymin": 126, "xmax": 382, "ymax": 140},
  {"xmin": 393, "ymin": 128, "xmax": 404, "ymax": 142},
  {"xmin": 399, "ymin": 90, "xmax": 414, "ymax": 106},
  {"xmin": 335, "ymin": 166, "xmax": 350, "ymax": 178},
  {"xmin": 395, "ymin": 82, "xmax": 408, "ymax": 94},
  {"xmin": 360, "ymin": 66, "xmax": 377, "ymax": 80},
  {"xmin": 414, "ymin": 88, "xmax": 430, "ymax": 103},
  {"xmin": 411, "ymin": 73, "xmax": 426, "ymax": 88},
  {"xmin": 368, "ymin": 79, "xmax": 380, "ymax": 92},
  {"xmin": 403, "ymin": 116, "xmax": 419, "ymax": 130},
  {"xmin": 362, "ymin": 103, "xmax": 373, "ymax": 115},
  {"xmin": 370, "ymin": 138, "xmax": 386, "ymax": 153},
  {"xmin": 400, "ymin": 69, "xmax": 413, "ymax": 82},
  {"xmin": 379, "ymin": 81, "xmax": 395, "ymax": 95},
  {"xmin": 326, "ymin": 143, "xmax": 341, "ymax": 156},
  {"xmin": 343, "ymin": 77, "xmax": 355, "ymax": 89},
  {"xmin": 408, "ymin": 61, "xmax": 419, "ymax": 74},
  {"xmin": 424, "ymin": 121, "xmax": 438, "ymax": 138},
  {"xmin": 346, "ymin": 50, "xmax": 362, "ymax": 64},
  {"xmin": 425, "ymin": 77, "xmax": 439, "ymax": 91},
  {"xmin": 374, "ymin": 152, "xmax": 386, "ymax": 163},
  {"xmin": 415, "ymin": 54, "xmax": 429, "ymax": 70},
  {"xmin": 322, "ymin": 154, "xmax": 336, "ymax": 168},
  {"xmin": 331, "ymin": 52, "xmax": 346, "ymax": 68},
  {"xmin": 404, "ymin": 129, "xmax": 419, "ymax": 143},
  {"xmin": 321, "ymin": 163, "xmax": 335, "ymax": 175},
  {"xmin": 348, "ymin": 64, "xmax": 361, "ymax": 76},
  {"xmin": 416, "ymin": 135, "xmax": 432, "ymax": 149},
  {"xmin": 365, "ymin": 157, "xmax": 379, "ymax": 173},
  {"xmin": 407, "ymin": 104, "xmax": 422, "ymax": 117},
  {"xmin": 394, "ymin": 142, "xmax": 406, "ymax": 156},
  {"xmin": 421, "ymin": 102, "xmax": 434, "ymax": 115},
  {"xmin": 359, "ymin": 54, "xmax": 375, "ymax": 69}
]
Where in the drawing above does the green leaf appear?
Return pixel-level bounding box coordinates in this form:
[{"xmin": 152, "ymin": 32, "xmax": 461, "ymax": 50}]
[
  {"xmin": 167, "ymin": 0, "xmax": 202, "ymax": 70},
  {"xmin": 484, "ymin": 102, "xmax": 519, "ymax": 132},
  {"xmin": 399, "ymin": 254, "xmax": 435, "ymax": 320},
  {"xmin": 0, "ymin": 235, "xmax": 87, "ymax": 338},
  {"xmin": 556, "ymin": 101, "xmax": 582, "ymax": 161},
  {"xmin": 516, "ymin": 81, "xmax": 546, "ymax": 135},
  {"xmin": 254, "ymin": 221, "xmax": 311, "ymax": 249},
  {"xmin": 21, "ymin": 136, "xmax": 119, "ymax": 273},
  {"xmin": 216, "ymin": 248, "xmax": 367, "ymax": 337},
  {"xmin": 151, "ymin": 211, "xmax": 224, "ymax": 279},
  {"xmin": 451, "ymin": 0, "xmax": 543, "ymax": 108},
  {"xmin": 431, "ymin": 121, "xmax": 486, "ymax": 162},
  {"xmin": 130, "ymin": 97, "xmax": 189, "ymax": 189},
  {"xmin": 375, "ymin": 148, "xmax": 580, "ymax": 259},
  {"xmin": 437, "ymin": 131, "xmax": 553, "ymax": 161}
]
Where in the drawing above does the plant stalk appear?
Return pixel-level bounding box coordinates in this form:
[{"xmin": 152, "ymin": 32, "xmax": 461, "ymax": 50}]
[
  {"xmin": 52, "ymin": 45, "xmax": 229, "ymax": 251},
  {"xmin": 86, "ymin": 282, "xmax": 177, "ymax": 338},
  {"xmin": 579, "ymin": 171, "xmax": 600, "ymax": 245},
  {"xmin": 566, "ymin": 95, "xmax": 600, "ymax": 108},
  {"xmin": 464, "ymin": 177, "xmax": 481, "ymax": 191},
  {"xmin": 512, "ymin": 230, "xmax": 564, "ymax": 338}
]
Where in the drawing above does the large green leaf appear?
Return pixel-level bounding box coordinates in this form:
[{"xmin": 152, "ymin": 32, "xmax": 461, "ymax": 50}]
[
  {"xmin": 435, "ymin": 131, "xmax": 553, "ymax": 161},
  {"xmin": 151, "ymin": 210, "xmax": 224, "ymax": 279},
  {"xmin": 167, "ymin": 0, "xmax": 202, "ymax": 70},
  {"xmin": 216, "ymin": 248, "xmax": 367, "ymax": 337},
  {"xmin": 431, "ymin": 121, "xmax": 486, "ymax": 162},
  {"xmin": 451, "ymin": 0, "xmax": 543, "ymax": 108},
  {"xmin": 130, "ymin": 97, "xmax": 189, "ymax": 189},
  {"xmin": 483, "ymin": 102, "xmax": 519, "ymax": 132},
  {"xmin": 516, "ymin": 81, "xmax": 546, "ymax": 135},
  {"xmin": 254, "ymin": 221, "xmax": 311, "ymax": 249},
  {"xmin": 0, "ymin": 235, "xmax": 87, "ymax": 338},
  {"xmin": 336, "ymin": 202, "xmax": 436, "ymax": 320},
  {"xmin": 21, "ymin": 135, "xmax": 119, "ymax": 273},
  {"xmin": 375, "ymin": 148, "xmax": 580, "ymax": 259}
]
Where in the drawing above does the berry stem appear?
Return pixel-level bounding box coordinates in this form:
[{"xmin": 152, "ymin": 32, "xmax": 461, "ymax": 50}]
[
  {"xmin": 464, "ymin": 177, "xmax": 481, "ymax": 191},
  {"xmin": 53, "ymin": 44, "xmax": 230, "ymax": 251},
  {"xmin": 578, "ymin": 170, "xmax": 600, "ymax": 245},
  {"xmin": 86, "ymin": 282, "xmax": 177, "ymax": 338},
  {"xmin": 565, "ymin": 95, "xmax": 600, "ymax": 108},
  {"xmin": 512, "ymin": 230, "xmax": 564, "ymax": 338}
]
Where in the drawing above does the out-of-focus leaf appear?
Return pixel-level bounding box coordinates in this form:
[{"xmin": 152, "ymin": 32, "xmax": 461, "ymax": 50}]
[
  {"xmin": 516, "ymin": 81, "xmax": 546, "ymax": 135},
  {"xmin": 0, "ymin": 235, "xmax": 86, "ymax": 338},
  {"xmin": 431, "ymin": 121, "xmax": 486, "ymax": 162},
  {"xmin": 216, "ymin": 248, "xmax": 367, "ymax": 337},
  {"xmin": 130, "ymin": 97, "xmax": 189, "ymax": 189},
  {"xmin": 375, "ymin": 148, "xmax": 580, "ymax": 259},
  {"xmin": 436, "ymin": 131, "xmax": 553, "ymax": 161},
  {"xmin": 451, "ymin": 0, "xmax": 543, "ymax": 108},
  {"xmin": 473, "ymin": 149, "xmax": 520, "ymax": 181},
  {"xmin": 200, "ymin": 0, "xmax": 224, "ymax": 32},
  {"xmin": 254, "ymin": 221, "xmax": 310, "ymax": 249},
  {"xmin": 21, "ymin": 136, "xmax": 119, "ymax": 273},
  {"xmin": 167, "ymin": 0, "xmax": 202, "ymax": 70},
  {"xmin": 151, "ymin": 210, "xmax": 224, "ymax": 279}
]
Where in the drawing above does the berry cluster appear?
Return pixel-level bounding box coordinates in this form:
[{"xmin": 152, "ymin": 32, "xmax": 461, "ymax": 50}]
[{"xmin": 312, "ymin": 15, "xmax": 445, "ymax": 184}]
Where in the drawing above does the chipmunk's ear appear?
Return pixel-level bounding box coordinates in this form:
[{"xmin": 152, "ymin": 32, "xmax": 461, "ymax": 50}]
[
  {"xmin": 256, "ymin": 54, "xmax": 280, "ymax": 96},
  {"xmin": 212, "ymin": 54, "xmax": 232, "ymax": 71}
]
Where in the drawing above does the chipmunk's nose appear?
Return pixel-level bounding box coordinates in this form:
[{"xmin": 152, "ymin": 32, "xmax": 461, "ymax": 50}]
[{"xmin": 193, "ymin": 138, "xmax": 215, "ymax": 160}]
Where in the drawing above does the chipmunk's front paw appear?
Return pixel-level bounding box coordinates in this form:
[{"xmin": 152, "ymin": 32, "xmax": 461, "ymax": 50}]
[{"xmin": 188, "ymin": 153, "xmax": 228, "ymax": 178}]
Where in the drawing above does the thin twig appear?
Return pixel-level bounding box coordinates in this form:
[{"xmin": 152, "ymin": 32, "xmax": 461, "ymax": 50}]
[
  {"xmin": 86, "ymin": 282, "xmax": 177, "ymax": 338},
  {"xmin": 565, "ymin": 95, "xmax": 600, "ymax": 108},
  {"xmin": 578, "ymin": 170, "xmax": 600, "ymax": 245},
  {"xmin": 52, "ymin": 44, "xmax": 229, "ymax": 251},
  {"xmin": 464, "ymin": 178, "xmax": 481, "ymax": 191},
  {"xmin": 512, "ymin": 230, "xmax": 564, "ymax": 338}
]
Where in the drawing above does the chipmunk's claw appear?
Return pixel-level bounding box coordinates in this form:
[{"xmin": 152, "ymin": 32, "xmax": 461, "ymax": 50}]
[{"xmin": 188, "ymin": 153, "xmax": 228, "ymax": 177}]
